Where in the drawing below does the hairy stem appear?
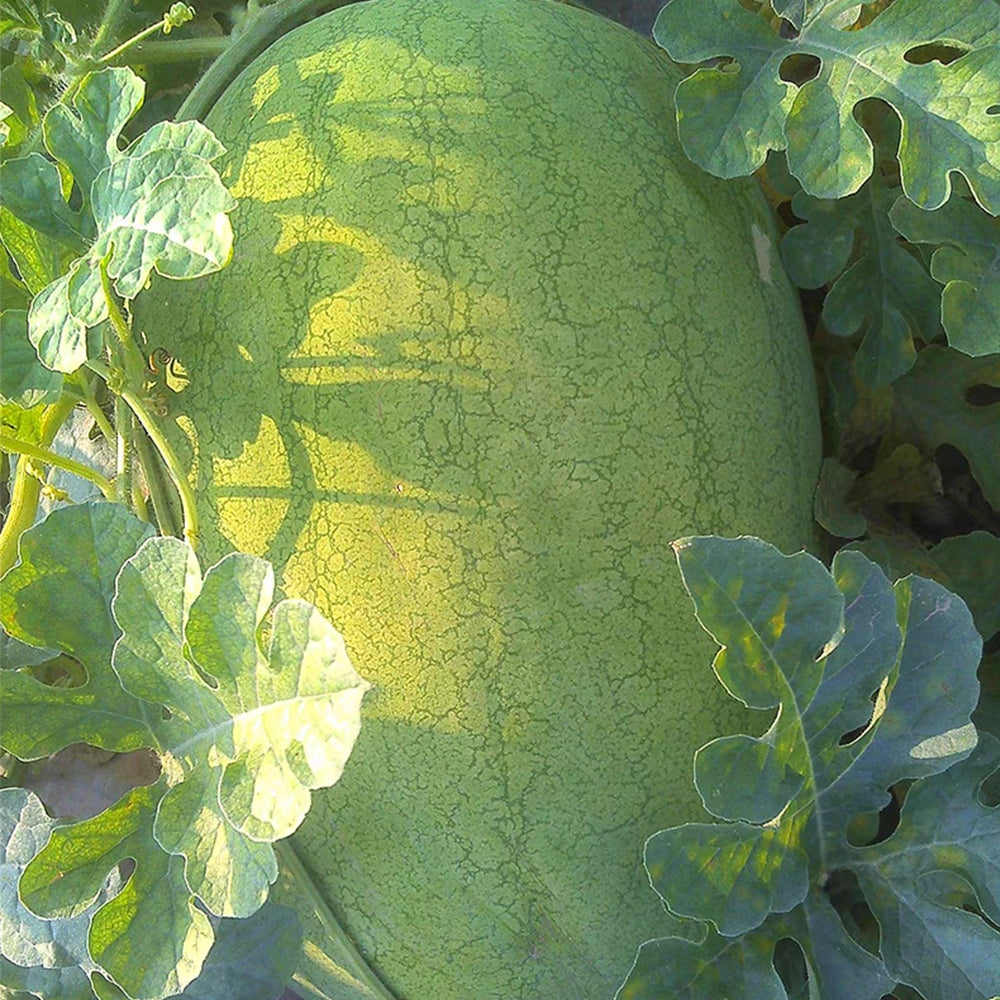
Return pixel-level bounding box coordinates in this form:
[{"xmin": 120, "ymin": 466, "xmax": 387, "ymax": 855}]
[
  {"xmin": 134, "ymin": 423, "xmax": 183, "ymax": 538},
  {"xmin": 273, "ymin": 840, "xmax": 398, "ymax": 1000},
  {"xmin": 0, "ymin": 394, "xmax": 80, "ymax": 576},
  {"xmin": 91, "ymin": 0, "xmax": 136, "ymax": 54},
  {"xmin": 119, "ymin": 384, "xmax": 199, "ymax": 547},
  {"xmin": 115, "ymin": 393, "xmax": 134, "ymax": 509},
  {"xmin": 0, "ymin": 433, "xmax": 116, "ymax": 502},
  {"xmin": 71, "ymin": 371, "xmax": 117, "ymax": 444},
  {"xmin": 102, "ymin": 35, "xmax": 228, "ymax": 65}
]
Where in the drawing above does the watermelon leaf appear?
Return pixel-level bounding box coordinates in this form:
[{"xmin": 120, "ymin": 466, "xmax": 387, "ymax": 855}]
[
  {"xmin": 652, "ymin": 0, "xmax": 1000, "ymax": 210},
  {"xmin": 780, "ymin": 163, "xmax": 942, "ymax": 385},
  {"xmin": 892, "ymin": 345, "xmax": 1000, "ymax": 511},
  {"xmin": 1, "ymin": 503, "xmax": 370, "ymax": 998},
  {"xmin": 0, "ymin": 310, "xmax": 63, "ymax": 408},
  {"xmin": 41, "ymin": 66, "xmax": 145, "ymax": 222},
  {"xmin": 889, "ymin": 192, "xmax": 1000, "ymax": 358},
  {"xmin": 5, "ymin": 66, "xmax": 236, "ymax": 374},
  {"xmin": 0, "ymin": 786, "xmax": 119, "ymax": 1000},
  {"xmin": 619, "ymin": 536, "xmax": 992, "ymax": 1000}
]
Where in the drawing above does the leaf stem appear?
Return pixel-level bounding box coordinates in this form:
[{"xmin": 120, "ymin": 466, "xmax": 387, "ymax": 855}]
[
  {"xmin": 71, "ymin": 370, "xmax": 116, "ymax": 444},
  {"xmin": 134, "ymin": 423, "xmax": 183, "ymax": 537},
  {"xmin": 115, "ymin": 393, "xmax": 134, "ymax": 509},
  {"xmin": 91, "ymin": 0, "xmax": 137, "ymax": 54},
  {"xmin": 119, "ymin": 383, "xmax": 199, "ymax": 548},
  {"xmin": 100, "ymin": 35, "xmax": 229, "ymax": 66},
  {"xmin": 0, "ymin": 394, "xmax": 84, "ymax": 576},
  {"xmin": 0, "ymin": 432, "xmax": 116, "ymax": 501},
  {"xmin": 273, "ymin": 840, "xmax": 398, "ymax": 1000}
]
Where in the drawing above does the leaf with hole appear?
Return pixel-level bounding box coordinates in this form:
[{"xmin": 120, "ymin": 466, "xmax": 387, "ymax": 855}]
[
  {"xmin": 1, "ymin": 503, "xmax": 369, "ymax": 999},
  {"xmin": 652, "ymin": 0, "xmax": 1000, "ymax": 209},
  {"xmin": 0, "ymin": 786, "xmax": 121, "ymax": 1000},
  {"xmin": 619, "ymin": 536, "xmax": 991, "ymax": 1000},
  {"xmin": 892, "ymin": 345, "xmax": 1000, "ymax": 510}
]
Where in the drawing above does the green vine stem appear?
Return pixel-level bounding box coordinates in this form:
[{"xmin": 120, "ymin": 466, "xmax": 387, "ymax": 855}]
[
  {"xmin": 0, "ymin": 433, "xmax": 115, "ymax": 502},
  {"xmin": 134, "ymin": 423, "xmax": 184, "ymax": 538},
  {"xmin": 91, "ymin": 0, "xmax": 142, "ymax": 54},
  {"xmin": 273, "ymin": 840, "xmax": 398, "ymax": 1000},
  {"xmin": 0, "ymin": 394, "xmax": 79, "ymax": 576},
  {"xmin": 121, "ymin": 382, "xmax": 199, "ymax": 546},
  {"xmin": 71, "ymin": 370, "xmax": 116, "ymax": 444},
  {"xmin": 114, "ymin": 393, "xmax": 134, "ymax": 509},
  {"xmin": 87, "ymin": 357, "xmax": 200, "ymax": 547},
  {"xmin": 176, "ymin": 0, "xmax": 352, "ymax": 121},
  {"xmin": 102, "ymin": 36, "xmax": 229, "ymax": 66},
  {"xmin": 96, "ymin": 2, "xmax": 195, "ymax": 65}
]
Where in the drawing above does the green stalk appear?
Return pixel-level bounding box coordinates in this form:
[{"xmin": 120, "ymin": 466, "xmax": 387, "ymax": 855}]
[
  {"xmin": 118, "ymin": 383, "xmax": 199, "ymax": 546},
  {"xmin": 114, "ymin": 393, "xmax": 134, "ymax": 509},
  {"xmin": 0, "ymin": 394, "xmax": 79, "ymax": 576},
  {"xmin": 272, "ymin": 840, "xmax": 397, "ymax": 1000},
  {"xmin": 133, "ymin": 422, "xmax": 184, "ymax": 538},
  {"xmin": 71, "ymin": 371, "xmax": 116, "ymax": 444},
  {"xmin": 91, "ymin": 0, "xmax": 140, "ymax": 53},
  {"xmin": 97, "ymin": 18, "xmax": 173, "ymax": 64},
  {"xmin": 99, "ymin": 258, "xmax": 147, "ymax": 386},
  {"xmin": 96, "ymin": 4, "xmax": 196, "ymax": 65},
  {"xmin": 176, "ymin": 0, "xmax": 353, "ymax": 121},
  {"xmin": 101, "ymin": 35, "xmax": 228, "ymax": 65},
  {"xmin": 0, "ymin": 433, "xmax": 115, "ymax": 501}
]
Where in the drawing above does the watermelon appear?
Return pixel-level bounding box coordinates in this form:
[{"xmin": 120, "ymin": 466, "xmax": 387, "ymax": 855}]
[{"xmin": 138, "ymin": 0, "xmax": 821, "ymax": 996}]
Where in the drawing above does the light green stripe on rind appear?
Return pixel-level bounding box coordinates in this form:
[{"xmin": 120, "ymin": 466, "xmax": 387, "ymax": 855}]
[{"xmin": 138, "ymin": 0, "xmax": 821, "ymax": 997}]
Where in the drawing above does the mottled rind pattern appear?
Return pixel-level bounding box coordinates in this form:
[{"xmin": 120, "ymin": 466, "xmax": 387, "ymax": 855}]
[{"xmin": 138, "ymin": 0, "xmax": 821, "ymax": 997}]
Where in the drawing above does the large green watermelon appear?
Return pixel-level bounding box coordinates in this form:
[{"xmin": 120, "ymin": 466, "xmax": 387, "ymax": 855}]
[{"xmin": 139, "ymin": 0, "xmax": 821, "ymax": 996}]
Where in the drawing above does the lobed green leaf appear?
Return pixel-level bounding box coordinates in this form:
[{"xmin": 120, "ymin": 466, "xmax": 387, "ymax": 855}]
[
  {"xmin": 0, "ymin": 787, "xmax": 113, "ymax": 1000},
  {"xmin": 890, "ymin": 193, "xmax": 1000, "ymax": 358},
  {"xmin": 621, "ymin": 536, "xmax": 990, "ymax": 1000},
  {"xmin": 781, "ymin": 150, "xmax": 942, "ymax": 385},
  {"xmin": 892, "ymin": 345, "xmax": 1000, "ymax": 511},
  {"xmin": 2, "ymin": 66, "xmax": 236, "ymax": 375},
  {"xmin": 653, "ymin": 0, "xmax": 1000, "ymax": 209},
  {"xmin": 2, "ymin": 504, "xmax": 370, "ymax": 998}
]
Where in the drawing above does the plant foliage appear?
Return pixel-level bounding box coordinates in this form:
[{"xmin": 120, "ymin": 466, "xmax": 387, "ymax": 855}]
[
  {"xmin": 0, "ymin": 0, "xmax": 998, "ymax": 998},
  {"xmin": 1, "ymin": 504, "xmax": 368, "ymax": 998},
  {"xmin": 617, "ymin": 537, "xmax": 997, "ymax": 1000}
]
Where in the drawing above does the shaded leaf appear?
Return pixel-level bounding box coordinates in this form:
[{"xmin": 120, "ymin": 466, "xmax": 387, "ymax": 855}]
[
  {"xmin": 848, "ymin": 735, "xmax": 1000, "ymax": 999},
  {"xmin": 0, "ymin": 786, "xmax": 118, "ymax": 1000},
  {"xmin": 41, "ymin": 67, "xmax": 144, "ymax": 219},
  {"xmin": 0, "ymin": 503, "xmax": 156, "ymax": 758},
  {"xmin": 890, "ymin": 193, "xmax": 1000, "ymax": 357},
  {"xmin": 0, "ymin": 151, "xmax": 86, "ymax": 244},
  {"xmin": 852, "ymin": 531, "xmax": 1000, "ymax": 641},
  {"xmin": 0, "ymin": 204, "xmax": 71, "ymax": 295},
  {"xmin": 169, "ymin": 901, "xmax": 301, "ymax": 1000},
  {"xmin": 0, "ymin": 309, "xmax": 63, "ymax": 407},
  {"xmin": 892, "ymin": 345, "xmax": 1000, "ymax": 509},
  {"xmin": 781, "ymin": 161, "xmax": 942, "ymax": 385},
  {"xmin": 26, "ymin": 258, "xmax": 106, "ymax": 374},
  {"xmin": 814, "ymin": 456, "xmax": 867, "ymax": 539}
]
